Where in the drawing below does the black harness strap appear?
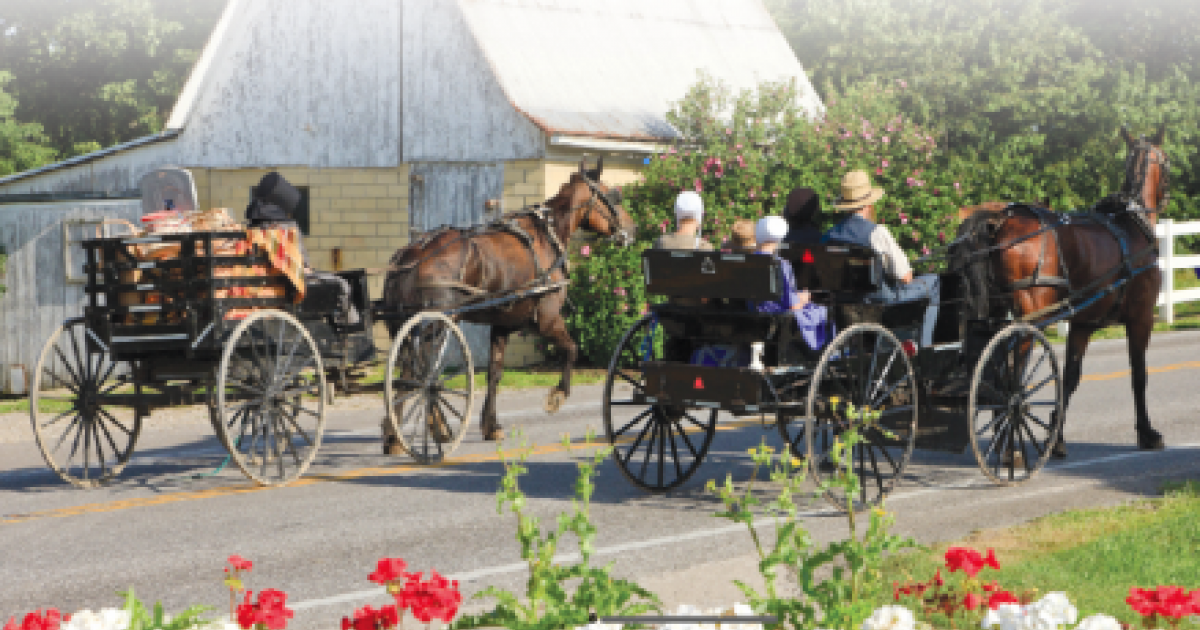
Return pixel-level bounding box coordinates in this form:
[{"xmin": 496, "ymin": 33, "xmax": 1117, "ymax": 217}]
[{"xmin": 1007, "ymin": 205, "xmax": 1072, "ymax": 291}]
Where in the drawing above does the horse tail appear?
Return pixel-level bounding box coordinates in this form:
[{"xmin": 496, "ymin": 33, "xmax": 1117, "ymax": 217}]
[{"xmin": 950, "ymin": 208, "xmax": 1006, "ymax": 322}]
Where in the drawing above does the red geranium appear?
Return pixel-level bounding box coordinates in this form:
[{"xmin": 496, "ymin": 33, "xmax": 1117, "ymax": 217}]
[
  {"xmin": 987, "ymin": 591, "xmax": 1022, "ymax": 609},
  {"xmin": 3, "ymin": 611, "xmax": 64, "ymax": 630},
  {"xmin": 228, "ymin": 555, "xmax": 254, "ymax": 572},
  {"xmin": 944, "ymin": 547, "xmax": 1000, "ymax": 578},
  {"xmin": 963, "ymin": 592, "xmax": 983, "ymax": 611},
  {"xmin": 369, "ymin": 558, "xmax": 410, "ymax": 587},
  {"xmin": 401, "ymin": 571, "xmax": 462, "ymax": 624},
  {"xmin": 341, "ymin": 605, "xmax": 400, "ymax": 630},
  {"xmin": 1127, "ymin": 586, "xmax": 1200, "ymax": 626},
  {"xmin": 237, "ymin": 589, "xmax": 295, "ymax": 630}
]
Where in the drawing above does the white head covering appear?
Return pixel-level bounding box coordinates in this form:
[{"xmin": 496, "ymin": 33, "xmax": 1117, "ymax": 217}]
[
  {"xmin": 756, "ymin": 216, "xmax": 789, "ymax": 244},
  {"xmin": 674, "ymin": 191, "xmax": 704, "ymax": 223}
]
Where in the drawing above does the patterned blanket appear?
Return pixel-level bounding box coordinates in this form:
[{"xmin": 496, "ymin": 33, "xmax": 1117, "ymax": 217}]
[{"xmin": 246, "ymin": 226, "xmax": 306, "ymax": 303}]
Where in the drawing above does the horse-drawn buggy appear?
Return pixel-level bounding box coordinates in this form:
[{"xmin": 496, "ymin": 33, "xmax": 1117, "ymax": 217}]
[
  {"xmin": 603, "ymin": 125, "xmax": 1173, "ymax": 509},
  {"xmin": 602, "ymin": 243, "xmax": 1065, "ymax": 508},
  {"xmin": 29, "ymin": 162, "xmax": 635, "ymax": 488}
]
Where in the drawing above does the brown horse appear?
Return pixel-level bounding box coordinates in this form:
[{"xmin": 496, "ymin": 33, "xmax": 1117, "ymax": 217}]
[
  {"xmin": 956, "ymin": 125, "xmax": 1170, "ymax": 455},
  {"xmin": 381, "ymin": 160, "xmax": 636, "ymax": 448}
]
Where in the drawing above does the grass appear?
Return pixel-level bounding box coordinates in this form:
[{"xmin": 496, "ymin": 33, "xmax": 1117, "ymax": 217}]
[
  {"xmin": 0, "ymin": 367, "xmax": 611, "ymax": 415},
  {"xmin": 881, "ymin": 480, "xmax": 1200, "ymax": 626}
]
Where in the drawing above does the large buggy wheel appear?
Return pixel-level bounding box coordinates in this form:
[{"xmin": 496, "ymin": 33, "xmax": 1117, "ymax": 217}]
[
  {"xmin": 212, "ymin": 310, "xmax": 326, "ymax": 486},
  {"xmin": 384, "ymin": 312, "xmax": 475, "ymax": 464},
  {"xmin": 603, "ymin": 314, "xmax": 718, "ymax": 493},
  {"xmin": 805, "ymin": 324, "xmax": 918, "ymax": 512},
  {"xmin": 30, "ymin": 319, "xmax": 142, "ymax": 487},
  {"xmin": 968, "ymin": 323, "xmax": 1063, "ymax": 485}
]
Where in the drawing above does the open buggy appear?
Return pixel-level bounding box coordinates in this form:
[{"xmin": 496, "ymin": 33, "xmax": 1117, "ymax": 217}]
[{"xmin": 602, "ymin": 243, "xmax": 1067, "ymax": 509}]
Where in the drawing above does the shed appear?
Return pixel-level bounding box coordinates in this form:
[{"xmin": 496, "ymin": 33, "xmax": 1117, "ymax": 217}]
[{"xmin": 0, "ymin": 0, "xmax": 820, "ymax": 375}]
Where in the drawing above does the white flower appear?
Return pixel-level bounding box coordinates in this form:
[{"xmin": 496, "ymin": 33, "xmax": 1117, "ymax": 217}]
[
  {"xmin": 64, "ymin": 609, "xmax": 130, "ymax": 630},
  {"xmin": 862, "ymin": 605, "xmax": 916, "ymax": 630},
  {"xmin": 982, "ymin": 604, "xmax": 1027, "ymax": 630},
  {"xmin": 1023, "ymin": 604, "xmax": 1065, "ymax": 630},
  {"xmin": 1074, "ymin": 614, "xmax": 1122, "ymax": 630},
  {"xmin": 1034, "ymin": 592, "xmax": 1078, "ymax": 627}
]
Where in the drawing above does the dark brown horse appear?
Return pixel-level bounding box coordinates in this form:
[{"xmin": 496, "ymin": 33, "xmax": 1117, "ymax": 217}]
[
  {"xmin": 381, "ymin": 160, "xmax": 636, "ymax": 448},
  {"xmin": 957, "ymin": 125, "xmax": 1170, "ymax": 455}
]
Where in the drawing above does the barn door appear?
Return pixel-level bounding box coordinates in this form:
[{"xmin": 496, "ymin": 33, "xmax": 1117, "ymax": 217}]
[{"xmin": 408, "ymin": 163, "xmax": 503, "ymax": 365}]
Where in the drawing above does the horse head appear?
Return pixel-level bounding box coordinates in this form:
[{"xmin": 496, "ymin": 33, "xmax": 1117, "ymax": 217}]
[
  {"xmin": 1119, "ymin": 123, "xmax": 1170, "ymax": 216},
  {"xmin": 555, "ymin": 158, "xmax": 637, "ymax": 246}
]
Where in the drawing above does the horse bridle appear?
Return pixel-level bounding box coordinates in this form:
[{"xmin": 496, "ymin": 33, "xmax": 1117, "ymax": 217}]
[
  {"xmin": 575, "ymin": 173, "xmax": 633, "ymax": 245},
  {"xmin": 1122, "ymin": 139, "xmax": 1171, "ymax": 212}
]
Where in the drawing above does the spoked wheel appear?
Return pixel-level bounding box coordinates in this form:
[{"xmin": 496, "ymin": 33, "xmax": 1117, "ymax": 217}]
[
  {"xmin": 603, "ymin": 314, "xmax": 718, "ymax": 493},
  {"xmin": 213, "ymin": 310, "xmax": 326, "ymax": 486},
  {"xmin": 774, "ymin": 372, "xmax": 814, "ymax": 460},
  {"xmin": 384, "ymin": 312, "xmax": 475, "ymax": 464},
  {"xmin": 968, "ymin": 322, "xmax": 1063, "ymax": 485},
  {"xmin": 30, "ymin": 319, "xmax": 141, "ymax": 487},
  {"xmin": 806, "ymin": 324, "xmax": 918, "ymax": 512}
]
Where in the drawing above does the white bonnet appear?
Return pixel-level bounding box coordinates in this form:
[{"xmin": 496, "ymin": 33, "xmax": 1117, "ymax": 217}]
[
  {"xmin": 674, "ymin": 191, "xmax": 704, "ymax": 222},
  {"xmin": 755, "ymin": 216, "xmax": 789, "ymax": 244}
]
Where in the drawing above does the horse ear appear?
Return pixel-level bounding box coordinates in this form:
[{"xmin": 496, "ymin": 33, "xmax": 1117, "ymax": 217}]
[
  {"xmin": 1152, "ymin": 123, "xmax": 1167, "ymax": 145},
  {"xmin": 1120, "ymin": 125, "xmax": 1135, "ymax": 147},
  {"xmin": 595, "ymin": 157, "xmax": 604, "ymax": 177},
  {"xmin": 578, "ymin": 159, "xmax": 587, "ymax": 174}
]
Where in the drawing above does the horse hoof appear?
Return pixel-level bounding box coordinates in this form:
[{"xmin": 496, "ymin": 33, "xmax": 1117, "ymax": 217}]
[
  {"xmin": 483, "ymin": 426, "xmax": 505, "ymax": 442},
  {"xmin": 1051, "ymin": 439, "xmax": 1068, "ymax": 459},
  {"xmin": 544, "ymin": 389, "xmax": 567, "ymax": 414},
  {"xmin": 1138, "ymin": 429, "xmax": 1165, "ymax": 451}
]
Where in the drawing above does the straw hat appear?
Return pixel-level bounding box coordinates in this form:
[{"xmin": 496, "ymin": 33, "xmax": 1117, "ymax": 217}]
[
  {"xmin": 834, "ymin": 170, "xmax": 885, "ymax": 209},
  {"xmin": 731, "ymin": 219, "xmax": 757, "ymax": 249}
]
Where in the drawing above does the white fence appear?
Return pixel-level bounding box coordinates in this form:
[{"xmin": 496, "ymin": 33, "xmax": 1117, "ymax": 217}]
[{"xmin": 1156, "ymin": 218, "xmax": 1200, "ymax": 324}]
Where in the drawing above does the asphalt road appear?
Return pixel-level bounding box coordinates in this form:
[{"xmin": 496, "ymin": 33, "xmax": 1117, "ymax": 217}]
[{"xmin": 2, "ymin": 331, "xmax": 1199, "ymax": 626}]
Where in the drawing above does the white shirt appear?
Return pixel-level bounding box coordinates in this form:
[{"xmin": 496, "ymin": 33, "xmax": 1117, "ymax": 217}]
[{"xmin": 869, "ymin": 225, "xmax": 912, "ymax": 282}]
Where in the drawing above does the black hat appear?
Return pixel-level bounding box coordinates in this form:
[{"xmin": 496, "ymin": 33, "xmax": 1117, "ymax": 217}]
[
  {"xmin": 783, "ymin": 187, "xmax": 822, "ymax": 227},
  {"xmin": 246, "ymin": 172, "xmax": 300, "ymax": 226}
]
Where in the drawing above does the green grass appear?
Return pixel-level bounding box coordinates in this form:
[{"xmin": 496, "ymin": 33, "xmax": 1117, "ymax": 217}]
[{"xmin": 881, "ymin": 480, "xmax": 1200, "ymax": 626}]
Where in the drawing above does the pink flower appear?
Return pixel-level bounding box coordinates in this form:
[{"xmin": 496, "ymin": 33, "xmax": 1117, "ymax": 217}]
[
  {"xmin": 580, "ymin": 245, "xmax": 591, "ymax": 257},
  {"xmin": 938, "ymin": 231, "xmax": 946, "ymax": 242},
  {"xmin": 613, "ymin": 287, "xmax": 626, "ymax": 297},
  {"xmin": 863, "ymin": 132, "xmax": 873, "ymax": 140},
  {"xmin": 898, "ymin": 80, "xmax": 908, "ymax": 89},
  {"xmin": 659, "ymin": 220, "xmax": 668, "ymax": 234},
  {"xmin": 772, "ymin": 192, "xmax": 778, "ymax": 197},
  {"xmin": 876, "ymin": 168, "xmax": 884, "ymax": 176},
  {"xmin": 916, "ymin": 180, "xmax": 925, "ymax": 187},
  {"xmin": 736, "ymin": 155, "xmax": 746, "ymax": 168},
  {"xmin": 954, "ymin": 182, "xmax": 961, "ymax": 190},
  {"xmin": 900, "ymin": 213, "xmax": 908, "ymax": 224},
  {"xmin": 906, "ymin": 177, "xmax": 917, "ymax": 187},
  {"xmin": 882, "ymin": 136, "xmax": 890, "ymax": 144},
  {"xmin": 911, "ymin": 230, "xmax": 919, "ymax": 240},
  {"xmin": 735, "ymin": 144, "xmax": 743, "ymax": 149},
  {"xmin": 749, "ymin": 189, "xmax": 757, "ymax": 199},
  {"xmin": 725, "ymin": 128, "xmax": 732, "ymax": 135},
  {"xmin": 882, "ymin": 160, "xmax": 889, "ymax": 168},
  {"xmin": 694, "ymin": 178, "xmax": 703, "ymax": 192},
  {"xmin": 922, "ymin": 246, "xmax": 931, "ymax": 256},
  {"xmin": 840, "ymin": 160, "xmax": 847, "ymax": 167}
]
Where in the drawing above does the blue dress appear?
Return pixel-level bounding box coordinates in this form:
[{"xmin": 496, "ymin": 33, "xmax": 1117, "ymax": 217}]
[{"xmin": 748, "ymin": 254, "xmax": 833, "ymax": 351}]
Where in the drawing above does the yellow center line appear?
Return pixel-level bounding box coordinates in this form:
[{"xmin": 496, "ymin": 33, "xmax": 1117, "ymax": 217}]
[
  {"xmin": 1, "ymin": 417, "xmax": 763, "ymax": 526},
  {"xmin": 9, "ymin": 357, "xmax": 1200, "ymax": 527}
]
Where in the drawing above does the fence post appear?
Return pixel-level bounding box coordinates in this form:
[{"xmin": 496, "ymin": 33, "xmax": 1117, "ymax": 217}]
[{"xmin": 1159, "ymin": 218, "xmax": 1174, "ymax": 324}]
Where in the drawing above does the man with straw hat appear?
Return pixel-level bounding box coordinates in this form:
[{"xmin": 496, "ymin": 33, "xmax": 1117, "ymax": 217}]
[{"xmin": 822, "ymin": 170, "xmax": 940, "ymax": 346}]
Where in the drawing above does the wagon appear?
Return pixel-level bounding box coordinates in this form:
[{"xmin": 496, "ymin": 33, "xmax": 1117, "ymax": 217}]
[
  {"xmin": 602, "ymin": 243, "xmax": 1066, "ymax": 509},
  {"xmin": 27, "ymin": 222, "xmax": 488, "ymax": 488}
]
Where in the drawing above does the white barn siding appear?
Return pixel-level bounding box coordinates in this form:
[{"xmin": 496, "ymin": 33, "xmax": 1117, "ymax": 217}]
[
  {"xmin": 0, "ymin": 141, "xmax": 180, "ymax": 195},
  {"xmin": 0, "ymin": 201, "xmax": 142, "ymax": 393},
  {"xmin": 173, "ymin": 0, "xmax": 402, "ymax": 168},
  {"xmin": 402, "ymin": 0, "xmax": 544, "ymax": 162}
]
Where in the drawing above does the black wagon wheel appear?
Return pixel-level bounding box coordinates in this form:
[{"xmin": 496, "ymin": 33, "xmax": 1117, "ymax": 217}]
[
  {"xmin": 806, "ymin": 323, "xmax": 918, "ymax": 512},
  {"xmin": 968, "ymin": 322, "xmax": 1063, "ymax": 485},
  {"xmin": 603, "ymin": 314, "xmax": 718, "ymax": 493},
  {"xmin": 213, "ymin": 310, "xmax": 326, "ymax": 486},
  {"xmin": 384, "ymin": 312, "xmax": 475, "ymax": 464},
  {"xmin": 30, "ymin": 318, "xmax": 142, "ymax": 488}
]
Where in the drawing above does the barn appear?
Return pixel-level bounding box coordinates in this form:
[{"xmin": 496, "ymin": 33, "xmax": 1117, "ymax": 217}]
[{"xmin": 0, "ymin": 0, "xmax": 821, "ymax": 392}]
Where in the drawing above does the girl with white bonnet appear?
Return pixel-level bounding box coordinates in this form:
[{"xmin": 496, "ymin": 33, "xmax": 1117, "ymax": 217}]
[
  {"xmin": 654, "ymin": 191, "xmax": 714, "ymax": 251},
  {"xmin": 747, "ymin": 215, "xmax": 833, "ymax": 370}
]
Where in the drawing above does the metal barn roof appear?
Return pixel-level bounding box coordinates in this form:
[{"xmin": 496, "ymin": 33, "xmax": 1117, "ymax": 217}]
[{"xmin": 459, "ymin": 0, "xmax": 822, "ymax": 141}]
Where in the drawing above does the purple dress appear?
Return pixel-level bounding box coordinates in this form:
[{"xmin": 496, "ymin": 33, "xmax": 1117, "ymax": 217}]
[{"xmin": 749, "ymin": 254, "xmax": 833, "ymax": 351}]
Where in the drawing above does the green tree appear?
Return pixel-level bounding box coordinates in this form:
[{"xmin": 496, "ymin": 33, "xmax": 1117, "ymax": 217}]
[
  {"xmin": 0, "ymin": 0, "xmax": 225, "ymax": 158},
  {"xmin": 0, "ymin": 70, "xmax": 56, "ymax": 177}
]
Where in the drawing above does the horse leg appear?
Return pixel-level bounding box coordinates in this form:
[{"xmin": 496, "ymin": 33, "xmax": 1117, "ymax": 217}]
[
  {"xmin": 1053, "ymin": 323, "xmax": 1096, "ymax": 458},
  {"xmin": 1126, "ymin": 320, "xmax": 1165, "ymax": 450},
  {"xmin": 480, "ymin": 327, "xmax": 509, "ymax": 441},
  {"xmin": 538, "ymin": 313, "xmax": 577, "ymax": 413}
]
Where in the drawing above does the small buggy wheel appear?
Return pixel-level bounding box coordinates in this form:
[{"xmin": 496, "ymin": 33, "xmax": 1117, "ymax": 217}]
[
  {"xmin": 384, "ymin": 312, "xmax": 475, "ymax": 464},
  {"xmin": 968, "ymin": 323, "xmax": 1062, "ymax": 485},
  {"xmin": 213, "ymin": 310, "xmax": 326, "ymax": 486},
  {"xmin": 806, "ymin": 323, "xmax": 918, "ymax": 512},
  {"xmin": 30, "ymin": 319, "xmax": 141, "ymax": 488},
  {"xmin": 603, "ymin": 314, "xmax": 717, "ymax": 493}
]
